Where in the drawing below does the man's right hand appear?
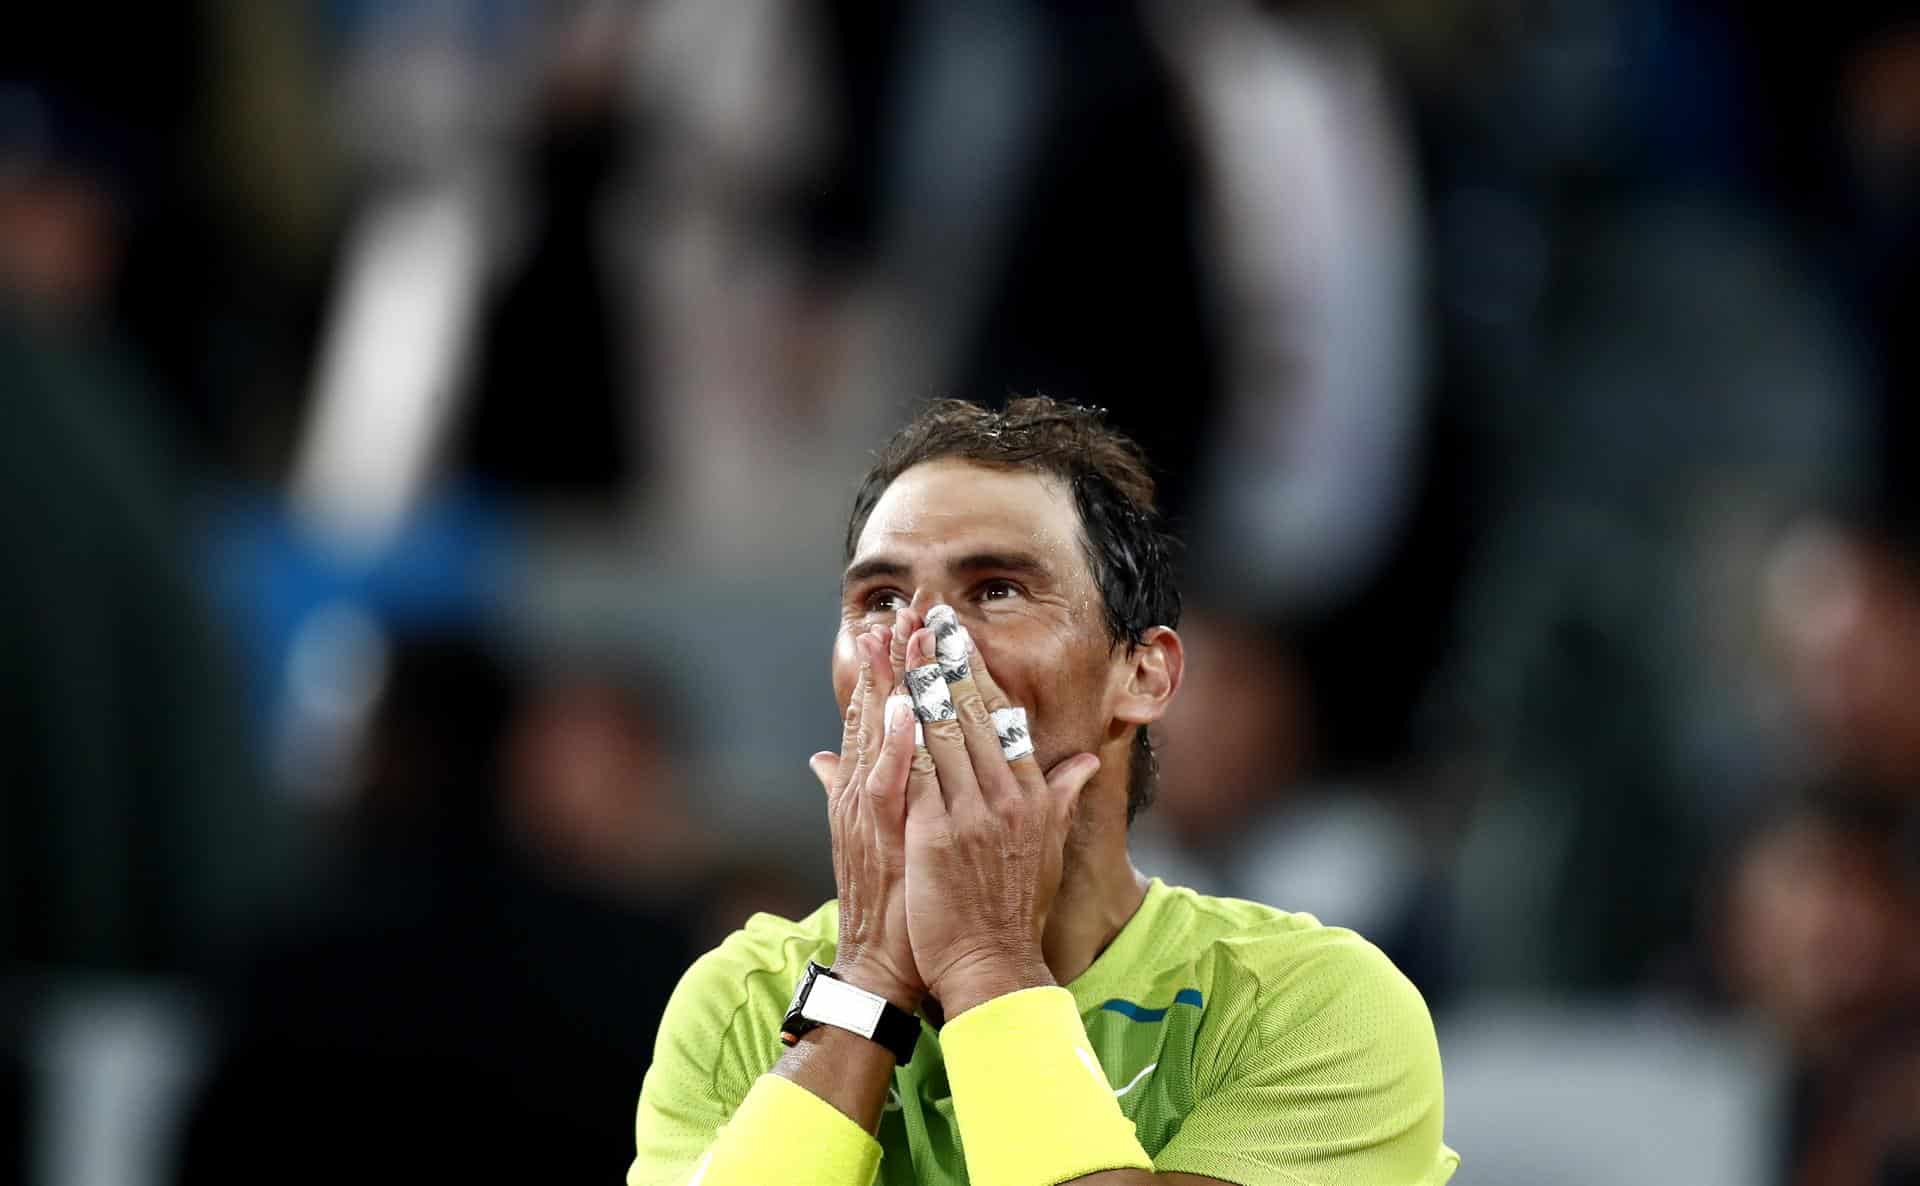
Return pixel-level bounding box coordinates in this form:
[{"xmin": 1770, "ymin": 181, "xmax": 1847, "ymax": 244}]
[{"xmin": 808, "ymin": 614, "xmax": 925, "ymax": 1011}]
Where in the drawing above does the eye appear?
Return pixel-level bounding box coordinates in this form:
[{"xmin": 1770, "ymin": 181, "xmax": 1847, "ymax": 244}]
[
  {"xmin": 975, "ymin": 579, "xmax": 1023, "ymax": 603},
  {"xmin": 863, "ymin": 588, "xmax": 908, "ymax": 613}
]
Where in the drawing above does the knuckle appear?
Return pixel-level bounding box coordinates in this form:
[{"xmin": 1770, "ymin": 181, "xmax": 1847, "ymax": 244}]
[
  {"xmin": 959, "ymin": 697, "xmax": 992, "ymax": 729},
  {"xmin": 909, "ymin": 750, "xmax": 939, "ymax": 778}
]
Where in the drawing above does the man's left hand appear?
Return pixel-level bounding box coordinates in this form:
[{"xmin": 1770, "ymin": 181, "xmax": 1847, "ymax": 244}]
[{"xmin": 895, "ymin": 621, "xmax": 1103, "ymax": 1016}]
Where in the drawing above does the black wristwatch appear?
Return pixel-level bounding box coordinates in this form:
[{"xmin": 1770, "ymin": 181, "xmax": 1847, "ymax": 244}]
[{"xmin": 781, "ymin": 962, "xmax": 921, "ymax": 1065}]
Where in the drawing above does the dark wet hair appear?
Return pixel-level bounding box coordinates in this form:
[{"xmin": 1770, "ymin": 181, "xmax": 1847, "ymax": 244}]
[{"xmin": 844, "ymin": 397, "xmax": 1182, "ymax": 823}]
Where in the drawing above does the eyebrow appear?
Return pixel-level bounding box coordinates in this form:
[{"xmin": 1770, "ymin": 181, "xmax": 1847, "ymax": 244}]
[
  {"xmin": 951, "ymin": 551, "xmax": 1052, "ymax": 581},
  {"xmin": 842, "ymin": 557, "xmax": 911, "ymax": 590},
  {"xmin": 841, "ymin": 551, "xmax": 1054, "ymax": 591}
]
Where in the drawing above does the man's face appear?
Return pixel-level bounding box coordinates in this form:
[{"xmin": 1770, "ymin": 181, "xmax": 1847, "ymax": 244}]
[{"xmin": 834, "ymin": 460, "xmax": 1120, "ymax": 776}]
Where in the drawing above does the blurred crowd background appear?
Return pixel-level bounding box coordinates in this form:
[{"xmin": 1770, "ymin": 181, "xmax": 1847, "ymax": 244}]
[{"xmin": 4, "ymin": 1, "xmax": 1920, "ymax": 1183}]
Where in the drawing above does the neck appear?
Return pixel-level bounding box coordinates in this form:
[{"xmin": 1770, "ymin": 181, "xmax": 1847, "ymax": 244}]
[{"xmin": 1040, "ymin": 757, "xmax": 1150, "ymax": 988}]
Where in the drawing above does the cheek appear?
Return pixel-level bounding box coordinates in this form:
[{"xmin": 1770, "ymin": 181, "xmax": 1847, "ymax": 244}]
[
  {"xmin": 976, "ymin": 634, "xmax": 1095, "ymax": 740},
  {"xmin": 830, "ymin": 628, "xmax": 861, "ymax": 711},
  {"xmin": 983, "ymin": 655, "xmax": 1041, "ymax": 714}
]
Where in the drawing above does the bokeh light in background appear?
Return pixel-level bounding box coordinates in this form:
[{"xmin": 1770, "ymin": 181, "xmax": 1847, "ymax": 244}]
[{"xmin": 4, "ymin": 0, "xmax": 1919, "ymax": 1183}]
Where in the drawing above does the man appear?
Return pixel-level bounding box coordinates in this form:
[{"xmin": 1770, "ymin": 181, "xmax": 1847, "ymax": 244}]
[{"xmin": 629, "ymin": 398, "xmax": 1457, "ymax": 1185}]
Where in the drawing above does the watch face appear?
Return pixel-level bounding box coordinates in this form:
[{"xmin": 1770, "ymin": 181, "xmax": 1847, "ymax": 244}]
[
  {"xmin": 788, "ymin": 962, "xmax": 823, "ymax": 1013},
  {"xmin": 782, "ymin": 961, "xmax": 827, "ymax": 1046}
]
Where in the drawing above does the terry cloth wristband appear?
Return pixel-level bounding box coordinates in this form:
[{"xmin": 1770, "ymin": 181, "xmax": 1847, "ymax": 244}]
[
  {"xmin": 688, "ymin": 1073, "xmax": 882, "ymax": 1186},
  {"xmin": 941, "ymin": 986, "xmax": 1155, "ymax": 1186}
]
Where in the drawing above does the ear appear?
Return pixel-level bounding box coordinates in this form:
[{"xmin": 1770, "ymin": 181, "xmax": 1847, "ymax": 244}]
[{"xmin": 1112, "ymin": 626, "xmax": 1183, "ymax": 728}]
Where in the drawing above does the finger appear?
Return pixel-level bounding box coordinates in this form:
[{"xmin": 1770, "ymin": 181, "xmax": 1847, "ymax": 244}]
[
  {"xmin": 904, "ymin": 710, "xmax": 944, "ymax": 818},
  {"xmin": 991, "ymin": 706, "xmax": 1034, "ymax": 763},
  {"xmin": 907, "ymin": 625, "xmax": 985, "ymax": 815},
  {"xmin": 924, "ymin": 604, "xmax": 1018, "ymax": 807},
  {"xmin": 855, "ymin": 628, "xmax": 893, "ymax": 773},
  {"xmin": 1044, "ymin": 752, "xmax": 1102, "ymax": 828},
  {"xmin": 884, "ymin": 692, "xmax": 924, "ymax": 749},
  {"xmin": 952, "ymin": 619, "xmax": 1047, "ymax": 793},
  {"xmin": 835, "ymin": 642, "xmax": 874, "ymax": 792},
  {"xmin": 888, "ymin": 606, "xmax": 922, "ymax": 684},
  {"xmin": 864, "ymin": 693, "xmax": 916, "ymax": 834},
  {"xmin": 809, "ymin": 751, "xmax": 839, "ymax": 796}
]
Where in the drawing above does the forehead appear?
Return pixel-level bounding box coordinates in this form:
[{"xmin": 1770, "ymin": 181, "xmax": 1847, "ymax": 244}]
[{"xmin": 853, "ymin": 459, "xmax": 1086, "ymax": 572}]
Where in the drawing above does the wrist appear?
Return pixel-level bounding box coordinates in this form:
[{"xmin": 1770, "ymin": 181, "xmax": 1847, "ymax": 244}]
[
  {"xmin": 831, "ymin": 957, "xmax": 923, "ymax": 1012},
  {"xmin": 932, "ymin": 954, "xmax": 1054, "ymax": 1020}
]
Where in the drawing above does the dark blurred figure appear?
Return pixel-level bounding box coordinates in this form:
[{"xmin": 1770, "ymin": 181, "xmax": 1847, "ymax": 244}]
[
  {"xmin": 463, "ymin": 8, "xmax": 639, "ymax": 505},
  {"xmin": 1708, "ymin": 508, "xmax": 1920, "ymax": 1185},
  {"xmin": 1765, "ymin": 512, "xmax": 1920, "ymax": 796},
  {"xmin": 1410, "ymin": 0, "xmax": 1873, "ymax": 1000},
  {"xmin": 1738, "ymin": 8, "xmax": 1920, "ymax": 498},
  {"xmin": 503, "ymin": 673, "xmax": 708, "ymax": 899},
  {"xmin": 504, "ymin": 659, "xmax": 834, "ymax": 950},
  {"xmin": 0, "ymin": 82, "xmax": 273, "ymax": 974},
  {"xmin": 1718, "ymin": 807, "xmax": 1920, "ymax": 1186},
  {"xmin": 1136, "ymin": 608, "xmax": 1455, "ymax": 998},
  {"xmin": 1, "ymin": 79, "xmax": 281, "ymax": 1185},
  {"xmin": 173, "ymin": 635, "xmax": 702, "ymax": 1185},
  {"xmin": 1139, "ymin": 611, "xmax": 1316, "ymax": 868}
]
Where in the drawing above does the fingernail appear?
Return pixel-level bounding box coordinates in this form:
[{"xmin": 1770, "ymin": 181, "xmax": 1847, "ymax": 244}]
[
  {"xmin": 905, "ymin": 663, "xmax": 956, "ymax": 723},
  {"xmin": 886, "ymin": 693, "xmax": 925, "ymax": 745},
  {"xmin": 992, "ymin": 706, "xmax": 1033, "ymax": 760},
  {"xmin": 926, "ymin": 605, "xmax": 971, "ymax": 682}
]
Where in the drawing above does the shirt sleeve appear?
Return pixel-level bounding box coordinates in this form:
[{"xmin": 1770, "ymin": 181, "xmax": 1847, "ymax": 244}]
[{"xmin": 1151, "ymin": 933, "xmax": 1459, "ymax": 1186}]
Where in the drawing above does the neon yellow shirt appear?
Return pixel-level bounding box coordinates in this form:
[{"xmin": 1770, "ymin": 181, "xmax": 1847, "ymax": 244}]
[{"xmin": 630, "ymin": 877, "xmax": 1459, "ymax": 1185}]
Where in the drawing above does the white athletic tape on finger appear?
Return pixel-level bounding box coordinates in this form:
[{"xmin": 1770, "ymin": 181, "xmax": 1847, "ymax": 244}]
[
  {"xmin": 885, "ymin": 693, "xmax": 924, "ymax": 746},
  {"xmin": 992, "ymin": 706, "xmax": 1033, "ymax": 761},
  {"xmin": 925, "ymin": 604, "xmax": 971, "ymax": 682},
  {"xmin": 905, "ymin": 664, "xmax": 956, "ymax": 723}
]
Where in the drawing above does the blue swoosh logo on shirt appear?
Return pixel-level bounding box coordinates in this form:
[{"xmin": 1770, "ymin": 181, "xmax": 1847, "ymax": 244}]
[{"xmin": 1097, "ymin": 989, "xmax": 1203, "ymax": 1022}]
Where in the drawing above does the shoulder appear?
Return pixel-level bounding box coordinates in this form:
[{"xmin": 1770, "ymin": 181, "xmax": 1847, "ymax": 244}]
[
  {"xmin": 1146, "ymin": 887, "xmax": 1457, "ymax": 1183},
  {"xmin": 1157, "ymin": 882, "xmax": 1418, "ymax": 1002},
  {"xmin": 679, "ymin": 901, "xmax": 841, "ymax": 1000},
  {"xmin": 1154, "ymin": 882, "xmax": 1440, "ymax": 1073},
  {"xmin": 655, "ymin": 902, "xmax": 841, "ymax": 1090},
  {"xmin": 1161, "ymin": 885, "xmax": 1453, "ymax": 1161}
]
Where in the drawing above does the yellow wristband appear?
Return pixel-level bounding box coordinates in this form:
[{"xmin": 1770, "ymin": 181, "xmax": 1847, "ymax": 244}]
[
  {"xmin": 692, "ymin": 1074, "xmax": 882, "ymax": 1186},
  {"xmin": 941, "ymin": 986, "xmax": 1154, "ymax": 1186}
]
